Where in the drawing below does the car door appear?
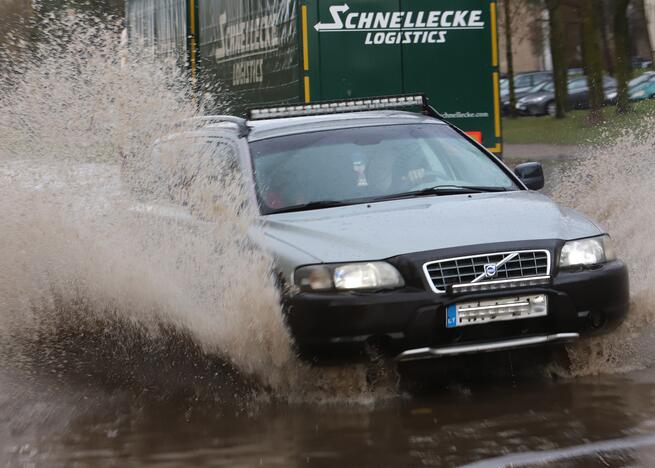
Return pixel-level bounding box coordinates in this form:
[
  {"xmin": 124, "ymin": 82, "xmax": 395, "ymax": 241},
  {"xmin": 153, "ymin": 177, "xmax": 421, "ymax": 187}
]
[{"xmin": 567, "ymin": 78, "xmax": 589, "ymax": 109}]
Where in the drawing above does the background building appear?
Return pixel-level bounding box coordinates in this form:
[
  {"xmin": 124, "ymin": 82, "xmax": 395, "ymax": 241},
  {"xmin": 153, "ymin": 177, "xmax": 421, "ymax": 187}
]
[
  {"xmin": 498, "ymin": 0, "xmax": 654, "ymax": 75},
  {"xmin": 497, "ymin": 0, "xmax": 550, "ymax": 73},
  {"xmin": 646, "ymin": 0, "xmax": 655, "ymax": 61}
]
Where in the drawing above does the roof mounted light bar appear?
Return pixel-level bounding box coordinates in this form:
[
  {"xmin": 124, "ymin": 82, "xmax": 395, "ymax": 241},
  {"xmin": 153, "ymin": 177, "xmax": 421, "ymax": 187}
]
[
  {"xmin": 175, "ymin": 116, "xmax": 250, "ymax": 137},
  {"xmin": 247, "ymin": 94, "xmax": 442, "ymax": 121}
]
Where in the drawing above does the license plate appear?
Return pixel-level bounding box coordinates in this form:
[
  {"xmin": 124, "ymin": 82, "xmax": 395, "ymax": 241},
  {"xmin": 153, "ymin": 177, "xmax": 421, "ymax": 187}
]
[{"xmin": 446, "ymin": 294, "xmax": 548, "ymax": 328}]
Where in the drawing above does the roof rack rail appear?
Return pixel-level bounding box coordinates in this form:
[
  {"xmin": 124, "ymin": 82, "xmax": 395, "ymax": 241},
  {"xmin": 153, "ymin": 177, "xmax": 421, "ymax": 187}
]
[
  {"xmin": 247, "ymin": 94, "xmax": 443, "ymax": 121},
  {"xmin": 175, "ymin": 116, "xmax": 250, "ymax": 137}
]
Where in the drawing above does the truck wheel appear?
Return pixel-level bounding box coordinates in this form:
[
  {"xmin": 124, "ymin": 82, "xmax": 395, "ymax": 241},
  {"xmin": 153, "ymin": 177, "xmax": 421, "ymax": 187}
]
[{"xmin": 546, "ymin": 101, "xmax": 556, "ymax": 116}]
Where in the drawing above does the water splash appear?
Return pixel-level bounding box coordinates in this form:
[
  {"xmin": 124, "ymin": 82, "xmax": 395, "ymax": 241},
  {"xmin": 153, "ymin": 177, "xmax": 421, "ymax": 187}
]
[
  {"xmin": 557, "ymin": 121, "xmax": 655, "ymax": 375},
  {"xmin": 0, "ymin": 10, "xmax": 402, "ymax": 404},
  {"xmin": 0, "ymin": 10, "xmax": 290, "ymax": 388}
]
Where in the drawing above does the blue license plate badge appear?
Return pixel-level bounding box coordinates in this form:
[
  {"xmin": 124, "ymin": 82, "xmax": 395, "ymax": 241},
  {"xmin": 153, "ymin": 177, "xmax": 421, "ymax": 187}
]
[{"xmin": 446, "ymin": 304, "xmax": 458, "ymax": 328}]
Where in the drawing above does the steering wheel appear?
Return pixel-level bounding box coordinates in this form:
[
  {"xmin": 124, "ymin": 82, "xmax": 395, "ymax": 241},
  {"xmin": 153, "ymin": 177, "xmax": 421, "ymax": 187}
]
[{"xmin": 399, "ymin": 169, "xmax": 441, "ymax": 190}]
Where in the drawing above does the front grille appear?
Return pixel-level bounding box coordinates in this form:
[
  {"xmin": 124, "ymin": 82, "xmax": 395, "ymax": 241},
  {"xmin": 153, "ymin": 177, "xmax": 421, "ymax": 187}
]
[{"xmin": 424, "ymin": 250, "xmax": 551, "ymax": 293}]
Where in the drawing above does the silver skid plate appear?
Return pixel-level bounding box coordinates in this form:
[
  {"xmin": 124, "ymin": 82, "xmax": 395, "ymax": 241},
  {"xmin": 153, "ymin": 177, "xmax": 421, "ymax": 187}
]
[{"xmin": 396, "ymin": 333, "xmax": 580, "ymax": 362}]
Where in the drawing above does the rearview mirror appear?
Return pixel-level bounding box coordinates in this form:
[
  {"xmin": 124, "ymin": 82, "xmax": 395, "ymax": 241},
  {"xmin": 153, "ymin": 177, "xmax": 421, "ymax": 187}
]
[{"xmin": 514, "ymin": 162, "xmax": 544, "ymax": 190}]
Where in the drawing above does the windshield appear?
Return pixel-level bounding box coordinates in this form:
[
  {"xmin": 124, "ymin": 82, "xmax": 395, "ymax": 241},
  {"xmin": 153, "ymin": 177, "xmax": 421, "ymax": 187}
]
[
  {"xmin": 631, "ymin": 79, "xmax": 655, "ymax": 93},
  {"xmin": 250, "ymin": 124, "xmax": 519, "ymax": 214},
  {"xmin": 528, "ymin": 81, "xmax": 552, "ymax": 93},
  {"xmin": 629, "ymin": 73, "xmax": 655, "ymax": 88}
]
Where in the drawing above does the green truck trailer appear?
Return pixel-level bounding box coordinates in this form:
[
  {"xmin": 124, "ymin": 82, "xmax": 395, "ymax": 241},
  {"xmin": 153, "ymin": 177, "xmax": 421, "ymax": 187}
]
[{"xmin": 127, "ymin": 0, "xmax": 503, "ymax": 154}]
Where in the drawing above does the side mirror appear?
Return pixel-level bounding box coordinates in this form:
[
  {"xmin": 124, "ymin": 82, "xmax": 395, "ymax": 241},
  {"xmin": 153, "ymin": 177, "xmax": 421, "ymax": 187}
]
[{"xmin": 514, "ymin": 162, "xmax": 545, "ymax": 190}]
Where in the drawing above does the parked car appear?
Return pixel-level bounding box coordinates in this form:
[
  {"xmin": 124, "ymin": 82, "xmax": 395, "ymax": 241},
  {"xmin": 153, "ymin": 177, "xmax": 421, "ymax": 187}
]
[
  {"xmin": 605, "ymin": 72, "xmax": 655, "ymax": 103},
  {"xmin": 500, "ymin": 72, "xmax": 552, "ymax": 109},
  {"xmin": 631, "ymin": 57, "xmax": 654, "ymax": 70},
  {"xmin": 629, "ymin": 71, "xmax": 655, "ymax": 87},
  {"xmin": 502, "ymin": 79, "xmax": 552, "ymax": 115},
  {"xmin": 517, "ymin": 76, "xmax": 617, "ymax": 116},
  {"xmin": 629, "ymin": 74, "xmax": 655, "ymax": 101},
  {"xmin": 146, "ymin": 95, "xmax": 629, "ymax": 363}
]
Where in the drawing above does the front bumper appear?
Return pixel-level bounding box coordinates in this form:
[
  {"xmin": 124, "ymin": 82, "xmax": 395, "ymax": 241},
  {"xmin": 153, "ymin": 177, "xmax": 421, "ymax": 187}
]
[
  {"xmin": 516, "ymin": 102, "xmax": 546, "ymax": 116},
  {"xmin": 285, "ymin": 260, "xmax": 629, "ymax": 360}
]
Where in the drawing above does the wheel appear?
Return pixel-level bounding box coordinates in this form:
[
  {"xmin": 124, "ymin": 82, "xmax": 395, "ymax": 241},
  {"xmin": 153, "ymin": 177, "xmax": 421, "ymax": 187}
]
[{"xmin": 546, "ymin": 101, "xmax": 556, "ymax": 116}]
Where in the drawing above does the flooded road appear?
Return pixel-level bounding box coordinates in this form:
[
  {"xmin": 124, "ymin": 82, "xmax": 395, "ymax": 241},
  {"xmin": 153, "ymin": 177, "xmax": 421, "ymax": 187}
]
[{"xmin": 5, "ymin": 357, "xmax": 655, "ymax": 467}]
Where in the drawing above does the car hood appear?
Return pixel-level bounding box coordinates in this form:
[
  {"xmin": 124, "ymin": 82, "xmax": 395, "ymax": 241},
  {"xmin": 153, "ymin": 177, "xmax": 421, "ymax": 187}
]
[
  {"xmin": 502, "ymin": 89, "xmax": 533, "ymax": 103},
  {"xmin": 261, "ymin": 191, "xmax": 603, "ymax": 264},
  {"xmin": 519, "ymin": 91, "xmax": 552, "ymax": 102}
]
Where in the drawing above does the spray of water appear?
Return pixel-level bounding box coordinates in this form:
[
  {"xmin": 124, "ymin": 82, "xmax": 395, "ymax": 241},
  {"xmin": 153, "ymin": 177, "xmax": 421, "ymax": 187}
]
[
  {"xmin": 0, "ymin": 13, "xmax": 286, "ymax": 385},
  {"xmin": 0, "ymin": 9, "xmax": 403, "ymax": 404},
  {"xmin": 557, "ymin": 123, "xmax": 655, "ymax": 375}
]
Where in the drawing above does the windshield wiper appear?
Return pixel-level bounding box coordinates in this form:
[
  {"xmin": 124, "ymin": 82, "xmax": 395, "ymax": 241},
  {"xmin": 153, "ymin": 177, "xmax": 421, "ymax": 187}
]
[
  {"xmin": 420, "ymin": 184, "xmax": 508, "ymax": 193},
  {"xmin": 266, "ymin": 200, "xmax": 349, "ymax": 214},
  {"xmin": 370, "ymin": 185, "xmax": 508, "ymax": 202},
  {"xmin": 265, "ymin": 186, "xmax": 509, "ymax": 214}
]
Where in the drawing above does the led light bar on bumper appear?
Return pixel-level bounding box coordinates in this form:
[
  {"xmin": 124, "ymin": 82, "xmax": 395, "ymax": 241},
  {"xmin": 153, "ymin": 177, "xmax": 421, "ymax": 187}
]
[
  {"xmin": 294, "ymin": 262, "xmax": 405, "ymax": 292},
  {"xmin": 451, "ymin": 276, "xmax": 551, "ymax": 294},
  {"xmin": 248, "ymin": 94, "xmax": 426, "ymax": 120}
]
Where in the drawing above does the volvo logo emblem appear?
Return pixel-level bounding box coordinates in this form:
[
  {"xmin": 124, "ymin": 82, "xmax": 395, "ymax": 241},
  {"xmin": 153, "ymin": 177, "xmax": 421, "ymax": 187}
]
[{"xmin": 484, "ymin": 263, "xmax": 498, "ymax": 278}]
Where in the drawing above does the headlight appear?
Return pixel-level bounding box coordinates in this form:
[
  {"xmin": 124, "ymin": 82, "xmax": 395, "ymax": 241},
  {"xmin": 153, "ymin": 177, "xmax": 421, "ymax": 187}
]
[
  {"xmin": 559, "ymin": 235, "xmax": 616, "ymax": 268},
  {"xmin": 606, "ymin": 91, "xmax": 618, "ymax": 100},
  {"xmin": 294, "ymin": 262, "xmax": 405, "ymax": 291},
  {"xmin": 633, "ymin": 90, "xmax": 646, "ymax": 98}
]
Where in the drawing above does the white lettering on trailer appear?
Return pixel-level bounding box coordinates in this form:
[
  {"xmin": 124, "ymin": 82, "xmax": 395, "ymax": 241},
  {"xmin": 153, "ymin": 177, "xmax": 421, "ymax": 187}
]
[
  {"xmin": 373, "ymin": 12, "xmax": 390, "ymax": 29},
  {"xmin": 314, "ymin": 3, "xmax": 485, "ymax": 45},
  {"xmin": 364, "ymin": 31, "xmax": 447, "ymax": 45},
  {"xmin": 317, "ymin": 4, "xmax": 350, "ymax": 31},
  {"xmin": 232, "ymin": 58, "xmax": 263, "ymax": 86},
  {"xmin": 215, "ymin": 13, "xmax": 280, "ymax": 61}
]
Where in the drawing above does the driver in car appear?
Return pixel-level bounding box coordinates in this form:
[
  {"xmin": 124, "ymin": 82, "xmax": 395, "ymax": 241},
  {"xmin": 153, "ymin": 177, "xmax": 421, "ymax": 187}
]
[{"xmin": 365, "ymin": 152, "xmax": 430, "ymax": 195}]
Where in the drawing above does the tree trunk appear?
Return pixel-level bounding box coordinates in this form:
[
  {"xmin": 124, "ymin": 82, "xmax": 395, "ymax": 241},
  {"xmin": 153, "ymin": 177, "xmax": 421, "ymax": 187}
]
[
  {"xmin": 599, "ymin": 0, "xmax": 615, "ymax": 75},
  {"xmin": 614, "ymin": 0, "xmax": 631, "ymax": 114},
  {"xmin": 503, "ymin": 0, "xmax": 518, "ymax": 117},
  {"xmin": 580, "ymin": 0, "xmax": 605, "ymax": 124},
  {"xmin": 546, "ymin": 0, "xmax": 568, "ymax": 118},
  {"xmin": 632, "ymin": 0, "xmax": 654, "ymax": 63}
]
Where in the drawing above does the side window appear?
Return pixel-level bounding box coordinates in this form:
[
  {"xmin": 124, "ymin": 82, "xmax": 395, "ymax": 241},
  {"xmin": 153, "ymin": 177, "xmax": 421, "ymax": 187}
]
[
  {"xmin": 515, "ymin": 75, "xmax": 531, "ymax": 88},
  {"xmin": 569, "ymin": 79, "xmax": 588, "ymax": 91},
  {"xmin": 156, "ymin": 136, "xmax": 240, "ymax": 206}
]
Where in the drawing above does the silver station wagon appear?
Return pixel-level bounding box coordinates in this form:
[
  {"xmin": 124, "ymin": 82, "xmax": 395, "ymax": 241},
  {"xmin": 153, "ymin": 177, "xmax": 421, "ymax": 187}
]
[{"xmin": 155, "ymin": 95, "xmax": 629, "ymax": 363}]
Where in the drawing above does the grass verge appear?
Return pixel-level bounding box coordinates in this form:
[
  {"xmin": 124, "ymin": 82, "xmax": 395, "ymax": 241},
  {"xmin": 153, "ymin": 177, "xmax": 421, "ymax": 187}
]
[{"xmin": 502, "ymin": 100, "xmax": 655, "ymax": 145}]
